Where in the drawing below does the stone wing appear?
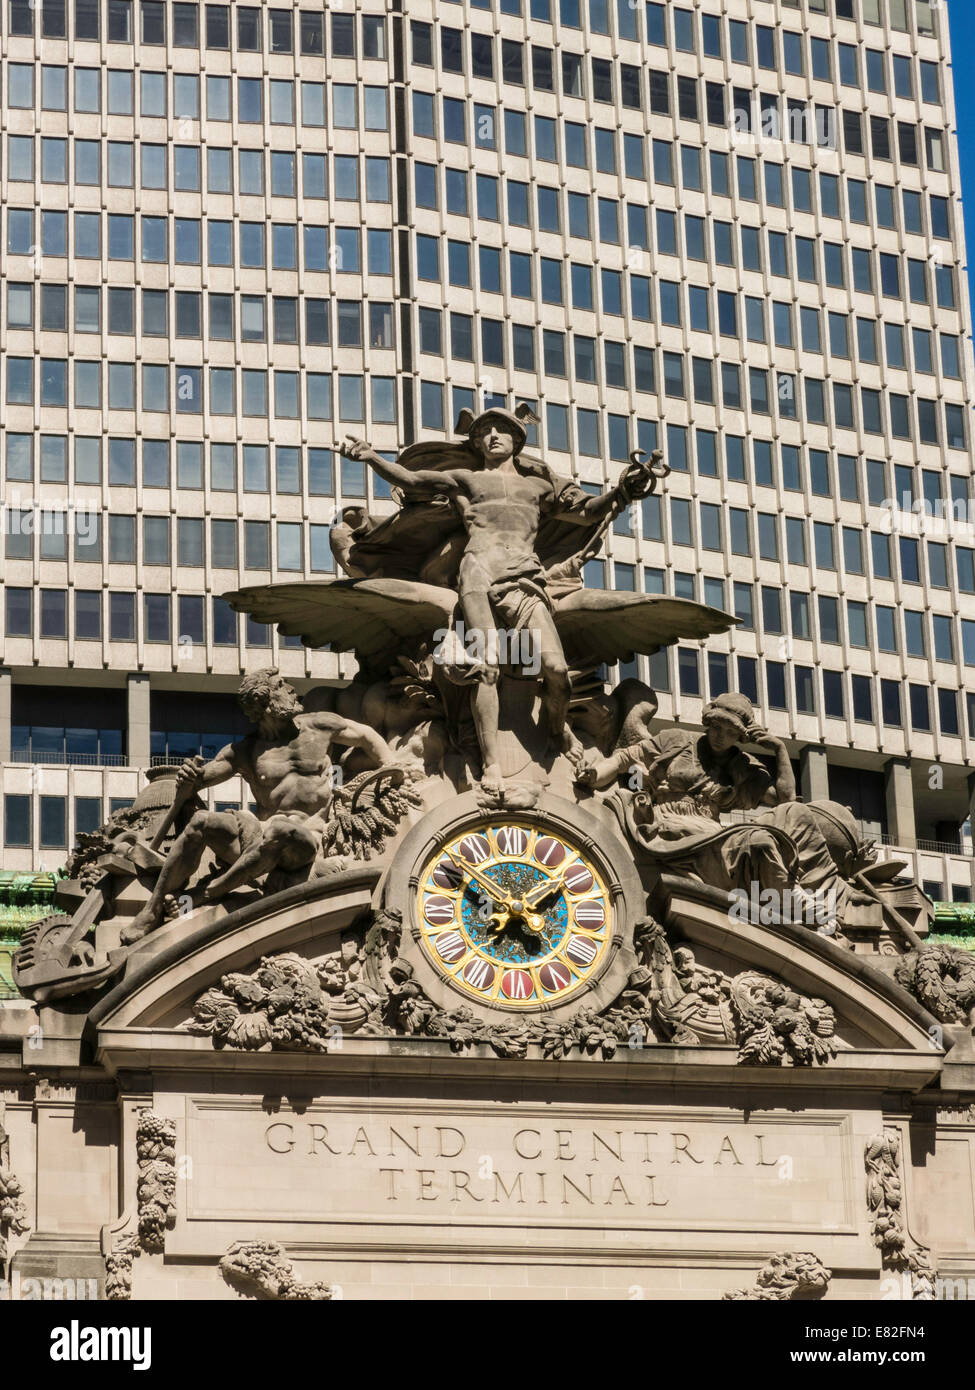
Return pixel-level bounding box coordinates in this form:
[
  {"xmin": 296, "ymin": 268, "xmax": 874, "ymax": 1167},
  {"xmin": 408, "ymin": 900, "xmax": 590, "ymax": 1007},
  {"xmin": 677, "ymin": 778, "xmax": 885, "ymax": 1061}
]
[
  {"xmin": 552, "ymin": 590, "xmax": 738, "ymax": 666},
  {"xmin": 223, "ymin": 578, "xmax": 458, "ymax": 668}
]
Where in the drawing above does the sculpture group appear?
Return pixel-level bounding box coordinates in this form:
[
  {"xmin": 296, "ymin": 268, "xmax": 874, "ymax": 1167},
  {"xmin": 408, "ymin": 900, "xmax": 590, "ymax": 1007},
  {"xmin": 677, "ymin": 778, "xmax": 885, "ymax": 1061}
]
[
  {"xmin": 11, "ymin": 408, "xmax": 958, "ymax": 1030},
  {"xmin": 8, "ymin": 405, "xmax": 972, "ymax": 1309}
]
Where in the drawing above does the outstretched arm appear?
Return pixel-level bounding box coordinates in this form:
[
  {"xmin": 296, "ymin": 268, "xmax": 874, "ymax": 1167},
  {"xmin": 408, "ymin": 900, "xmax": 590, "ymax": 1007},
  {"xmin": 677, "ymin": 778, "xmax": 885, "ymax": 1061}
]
[
  {"xmin": 305, "ymin": 712, "xmax": 394, "ymax": 769},
  {"xmin": 552, "ymin": 448, "xmax": 667, "ymax": 525},
  {"xmin": 338, "ymin": 437, "xmax": 459, "ymax": 496}
]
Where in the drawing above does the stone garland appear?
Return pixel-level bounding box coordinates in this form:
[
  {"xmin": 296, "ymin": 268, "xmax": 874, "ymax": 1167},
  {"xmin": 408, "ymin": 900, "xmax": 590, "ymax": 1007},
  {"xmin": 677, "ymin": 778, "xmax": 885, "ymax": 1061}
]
[
  {"xmin": 135, "ymin": 1110, "xmax": 177, "ymax": 1252},
  {"xmin": 220, "ymin": 1240, "xmax": 332, "ymax": 1301},
  {"xmin": 864, "ymin": 1131, "xmax": 935, "ymax": 1300},
  {"xmin": 186, "ymin": 913, "xmax": 838, "ymax": 1069},
  {"xmin": 0, "ymin": 1108, "xmax": 29, "ymax": 1271},
  {"xmin": 721, "ymin": 1251, "xmax": 831, "ymax": 1301},
  {"xmin": 104, "ymin": 1233, "xmax": 142, "ymax": 1302},
  {"xmin": 104, "ymin": 1109, "xmax": 177, "ymax": 1301}
]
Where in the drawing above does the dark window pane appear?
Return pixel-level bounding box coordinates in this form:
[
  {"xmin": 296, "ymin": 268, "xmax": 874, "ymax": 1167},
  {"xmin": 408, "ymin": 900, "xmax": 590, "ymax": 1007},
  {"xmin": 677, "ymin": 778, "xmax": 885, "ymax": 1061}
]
[{"xmin": 5, "ymin": 794, "xmax": 31, "ymax": 847}]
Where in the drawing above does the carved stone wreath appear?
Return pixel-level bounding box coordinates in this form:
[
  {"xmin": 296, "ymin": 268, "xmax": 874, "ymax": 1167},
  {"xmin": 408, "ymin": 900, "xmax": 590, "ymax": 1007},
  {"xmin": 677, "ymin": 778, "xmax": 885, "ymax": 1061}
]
[
  {"xmin": 186, "ymin": 911, "xmax": 837, "ymax": 1068},
  {"xmin": 894, "ymin": 942, "xmax": 975, "ymax": 1025}
]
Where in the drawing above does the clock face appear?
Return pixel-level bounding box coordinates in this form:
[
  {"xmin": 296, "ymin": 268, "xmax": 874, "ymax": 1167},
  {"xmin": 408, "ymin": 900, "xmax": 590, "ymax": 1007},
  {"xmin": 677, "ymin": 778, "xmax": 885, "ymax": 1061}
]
[{"xmin": 415, "ymin": 821, "xmax": 612, "ymax": 1009}]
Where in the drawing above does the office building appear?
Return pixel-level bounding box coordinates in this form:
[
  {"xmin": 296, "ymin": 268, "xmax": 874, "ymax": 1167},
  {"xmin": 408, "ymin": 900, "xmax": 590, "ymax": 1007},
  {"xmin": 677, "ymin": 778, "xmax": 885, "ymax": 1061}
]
[{"xmin": 0, "ymin": 0, "xmax": 972, "ymax": 913}]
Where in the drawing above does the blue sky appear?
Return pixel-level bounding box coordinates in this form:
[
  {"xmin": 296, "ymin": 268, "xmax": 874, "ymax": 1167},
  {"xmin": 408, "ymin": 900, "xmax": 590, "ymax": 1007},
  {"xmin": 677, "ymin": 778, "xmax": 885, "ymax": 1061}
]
[{"xmin": 947, "ymin": 0, "xmax": 975, "ymax": 319}]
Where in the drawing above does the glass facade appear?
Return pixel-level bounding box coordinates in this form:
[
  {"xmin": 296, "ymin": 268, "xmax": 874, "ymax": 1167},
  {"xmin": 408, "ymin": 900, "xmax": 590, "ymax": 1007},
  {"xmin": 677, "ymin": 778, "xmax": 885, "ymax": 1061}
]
[{"xmin": 0, "ymin": 0, "xmax": 973, "ymax": 877}]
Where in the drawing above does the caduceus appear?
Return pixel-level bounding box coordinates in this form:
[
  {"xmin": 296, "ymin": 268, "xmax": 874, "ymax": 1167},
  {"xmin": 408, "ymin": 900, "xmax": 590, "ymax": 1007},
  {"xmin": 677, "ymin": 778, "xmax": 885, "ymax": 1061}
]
[{"xmin": 547, "ymin": 447, "xmax": 671, "ymax": 584}]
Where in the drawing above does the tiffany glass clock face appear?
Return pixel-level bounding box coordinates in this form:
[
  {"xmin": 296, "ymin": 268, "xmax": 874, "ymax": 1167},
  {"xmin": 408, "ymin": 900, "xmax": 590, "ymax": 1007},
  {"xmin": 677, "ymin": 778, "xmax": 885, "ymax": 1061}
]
[{"xmin": 415, "ymin": 821, "xmax": 612, "ymax": 1009}]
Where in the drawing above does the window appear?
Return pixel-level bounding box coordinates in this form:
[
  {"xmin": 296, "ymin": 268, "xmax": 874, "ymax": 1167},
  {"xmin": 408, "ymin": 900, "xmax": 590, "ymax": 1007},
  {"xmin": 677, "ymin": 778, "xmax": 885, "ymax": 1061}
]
[
  {"xmin": 909, "ymin": 685, "xmax": 930, "ymax": 732},
  {"xmin": 212, "ymin": 598, "xmax": 236, "ymax": 645},
  {"xmin": 879, "ymin": 680, "xmax": 901, "ymax": 729},
  {"xmin": 757, "ymin": 514, "xmax": 778, "ymax": 561},
  {"xmin": 268, "ymin": 6, "xmax": 291, "ymax": 52},
  {"xmin": 677, "ymin": 649, "xmax": 700, "ymax": 697},
  {"xmin": 40, "ymin": 589, "xmax": 67, "ymax": 638},
  {"xmin": 165, "ymin": 443, "xmax": 197, "ymax": 495},
  {"xmin": 939, "ymin": 689, "xmax": 959, "ymax": 737},
  {"xmin": 790, "ymin": 666, "xmax": 814, "ymax": 715},
  {"xmin": 273, "ymin": 521, "xmax": 301, "ymax": 572},
  {"xmin": 850, "ymin": 675, "xmax": 872, "ymax": 723},
  {"xmin": 5, "ymin": 795, "xmax": 31, "ymax": 848},
  {"xmin": 729, "ymin": 509, "xmax": 750, "ymax": 556},
  {"xmin": 814, "ymin": 523, "xmax": 835, "ymax": 570},
  {"xmin": 900, "ymin": 537, "xmax": 921, "ymax": 584},
  {"xmin": 107, "ymin": 0, "xmax": 132, "ymax": 41}
]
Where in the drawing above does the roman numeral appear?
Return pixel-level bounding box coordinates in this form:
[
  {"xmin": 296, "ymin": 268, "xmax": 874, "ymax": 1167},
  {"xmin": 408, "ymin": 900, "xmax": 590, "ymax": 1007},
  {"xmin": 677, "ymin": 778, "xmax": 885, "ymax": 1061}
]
[
  {"xmin": 566, "ymin": 935, "xmax": 598, "ymax": 966},
  {"xmin": 458, "ymin": 834, "xmax": 490, "ymax": 864},
  {"xmin": 574, "ymin": 900, "xmax": 605, "ymax": 927},
  {"xmin": 534, "ymin": 836, "xmax": 565, "ymax": 866},
  {"xmin": 501, "ymin": 970, "xmax": 533, "ymax": 1000},
  {"xmin": 423, "ymin": 895, "xmax": 455, "ymax": 924},
  {"xmin": 540, "ymin": 962, "xmax": 571, "ymax": 992},
  {"xmin": 495, "ymin": 826, "xmax": 528, "ymax": 857},
  {"xmin": 563, "ymin": 864, "xmax": 594, "ymax": 894},
  {"xmin": 462, "ymin": 957, "xmax": 495, "ymax": 991},
  {"xmin": 435, "ymin": 931, "xmax": 466, "ymax": 963},
  {"xmin": 432, "ymin": 858, "xmax": 464, "ymax": 890}
]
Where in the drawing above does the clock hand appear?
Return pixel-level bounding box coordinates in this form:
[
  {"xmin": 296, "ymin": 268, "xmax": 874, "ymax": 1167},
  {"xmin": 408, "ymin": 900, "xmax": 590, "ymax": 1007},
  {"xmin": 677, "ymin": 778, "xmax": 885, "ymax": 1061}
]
[
  {"xmin": 524, "ymin": 866, "xmax": 569, "ymax": 910},
  {"xmin": 442, "ymin": 848, "xmax": 550, "ymax": 936},
  {"xmin": 443, "ymin": 847, "xmax": 515, "ymax": 913},
  {"xmin": 491, "ymin": 907, "xmax": 547, "ymax": 936}
]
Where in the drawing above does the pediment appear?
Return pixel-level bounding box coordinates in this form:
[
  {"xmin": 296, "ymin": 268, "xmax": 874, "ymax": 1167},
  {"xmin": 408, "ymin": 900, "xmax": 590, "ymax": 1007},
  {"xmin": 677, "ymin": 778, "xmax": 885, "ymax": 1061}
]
[
  {"xmin": 84, "ymin": 863, "xmax": 941, "ymax": 1089},
  {"xmin": 88, "ymin": 866, "xmax": 381, "ymax": 1034},
  {"xmin": 658, "ymin": 876, "xmax": 939, "ymax": 1053}
]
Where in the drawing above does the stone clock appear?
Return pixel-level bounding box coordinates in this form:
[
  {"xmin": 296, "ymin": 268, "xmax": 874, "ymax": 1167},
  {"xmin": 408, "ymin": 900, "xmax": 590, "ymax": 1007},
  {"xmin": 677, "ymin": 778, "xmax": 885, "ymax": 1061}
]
[{"xmin": 383, "ymin": 792, "xmax": 644, "ymax": 1025}]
